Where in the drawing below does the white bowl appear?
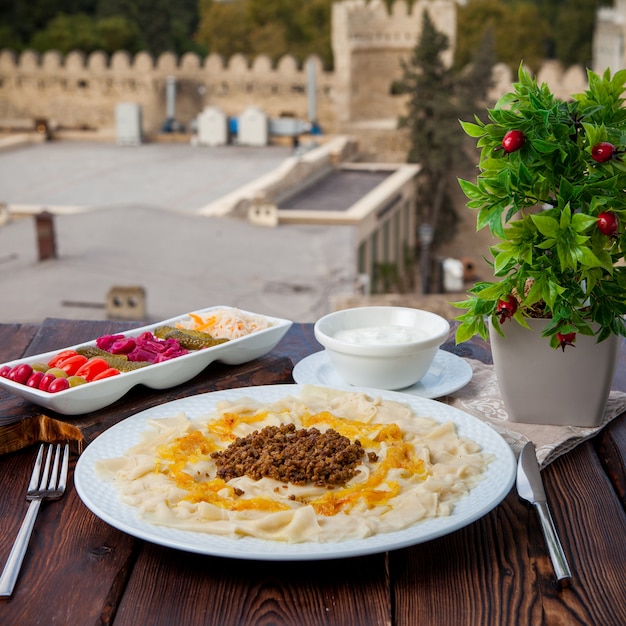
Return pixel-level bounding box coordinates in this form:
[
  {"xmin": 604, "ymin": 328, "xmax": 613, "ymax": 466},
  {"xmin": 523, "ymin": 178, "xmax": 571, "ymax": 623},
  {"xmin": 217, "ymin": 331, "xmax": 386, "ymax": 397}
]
[{"xmin": 314, "ymin": 306, "xmax": 450, "ymax": 390}]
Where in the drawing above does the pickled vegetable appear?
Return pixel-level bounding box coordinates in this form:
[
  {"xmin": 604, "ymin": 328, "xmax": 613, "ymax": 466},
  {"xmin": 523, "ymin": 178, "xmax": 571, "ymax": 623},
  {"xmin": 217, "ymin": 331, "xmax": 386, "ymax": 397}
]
[
  {"xmin": 154, "ymin": 326, "xmax": 229, "ymax": 350},
  {"xmin": 75, "ymin": 346, "xmax": 150, "ymax": 371}
]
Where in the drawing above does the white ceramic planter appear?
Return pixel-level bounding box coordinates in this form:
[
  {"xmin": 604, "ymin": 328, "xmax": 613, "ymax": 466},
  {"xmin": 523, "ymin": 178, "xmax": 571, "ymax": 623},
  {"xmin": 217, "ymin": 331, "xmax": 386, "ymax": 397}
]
[{"xmin": 489, "ymin": 317, "xmax": 621, "ymax": 427}]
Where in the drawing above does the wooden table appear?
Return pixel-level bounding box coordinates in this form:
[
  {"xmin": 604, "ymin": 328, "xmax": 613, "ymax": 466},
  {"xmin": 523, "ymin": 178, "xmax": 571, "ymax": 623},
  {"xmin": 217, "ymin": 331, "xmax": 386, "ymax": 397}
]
[{"xmin": 1, "ymin": 318, "xmax": 625, "ymax": 625}]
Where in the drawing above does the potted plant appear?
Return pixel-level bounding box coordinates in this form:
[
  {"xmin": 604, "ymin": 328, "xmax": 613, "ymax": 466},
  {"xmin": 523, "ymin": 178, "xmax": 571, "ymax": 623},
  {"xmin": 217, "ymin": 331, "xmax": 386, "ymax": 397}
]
[{"xmin": 454, "ymin": 66, "xmax": 626, "ymax": 427}]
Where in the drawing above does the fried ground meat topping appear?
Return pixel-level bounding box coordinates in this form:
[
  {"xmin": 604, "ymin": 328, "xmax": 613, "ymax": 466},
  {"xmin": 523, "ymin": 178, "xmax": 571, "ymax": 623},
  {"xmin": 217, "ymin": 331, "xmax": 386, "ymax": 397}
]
[{"xmin": 210, "ymin": 423, "xmax": 366, "ymax": 487}]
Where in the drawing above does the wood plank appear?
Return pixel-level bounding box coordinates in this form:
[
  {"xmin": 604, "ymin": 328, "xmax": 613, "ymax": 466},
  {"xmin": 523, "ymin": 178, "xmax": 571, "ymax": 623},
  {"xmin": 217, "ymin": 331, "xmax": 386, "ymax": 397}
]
[
  {"xmin": 391, "ymin": 442, "xmax": 626, "ymax": 625},
  {"xmin": 0, "ymin": 323, "xmax": 38, "ymax": 362},
  {"xmin": 0, "ymin": 448, "xmax": 137, "ymax": 624},
  {"xmin": 113, "ymin": 545, "xmax": 390, "ymax": 626},
  {"xmin": 594, "ymin": 413, "xmax": 626, "ymax": 509}
]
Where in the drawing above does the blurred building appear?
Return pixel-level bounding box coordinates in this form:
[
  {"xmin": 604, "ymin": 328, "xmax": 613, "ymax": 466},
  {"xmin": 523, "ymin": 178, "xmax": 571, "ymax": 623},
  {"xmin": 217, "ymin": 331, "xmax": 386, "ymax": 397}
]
[{"xmin": 594, "ymin": 0, "xmax": 626, "ymax": 73}]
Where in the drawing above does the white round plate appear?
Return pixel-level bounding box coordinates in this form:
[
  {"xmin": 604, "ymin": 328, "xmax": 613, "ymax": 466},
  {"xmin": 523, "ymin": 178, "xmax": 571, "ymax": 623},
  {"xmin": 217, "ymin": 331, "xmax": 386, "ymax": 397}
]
[
  {"xmin": 75, "ymin": 384, "xmax": 516, "ymax": 561},
  {"xmin": 292, "ymin": 350, "xmax": 472, "ymax": 399}
]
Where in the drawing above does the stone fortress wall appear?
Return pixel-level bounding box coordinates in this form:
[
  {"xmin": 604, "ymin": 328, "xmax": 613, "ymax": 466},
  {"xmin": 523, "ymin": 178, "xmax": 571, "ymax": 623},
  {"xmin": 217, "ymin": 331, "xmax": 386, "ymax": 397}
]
[{"xmin": 0, "ymin": 0, "xmax": 590, "ymax": 148}]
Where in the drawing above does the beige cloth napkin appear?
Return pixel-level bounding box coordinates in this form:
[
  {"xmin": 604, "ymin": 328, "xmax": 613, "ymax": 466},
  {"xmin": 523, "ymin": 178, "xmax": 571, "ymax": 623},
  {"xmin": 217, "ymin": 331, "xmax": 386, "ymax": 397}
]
[{"xmin": 442, "ymin": 358, "xmax": 626, "ymax": 468}]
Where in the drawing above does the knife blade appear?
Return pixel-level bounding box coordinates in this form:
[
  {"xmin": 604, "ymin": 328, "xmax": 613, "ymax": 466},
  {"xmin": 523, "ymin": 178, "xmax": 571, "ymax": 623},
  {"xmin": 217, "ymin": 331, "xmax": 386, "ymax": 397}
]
[{"xmin": 517, "ymin": 441, "xmax": 572, "ymax": 586}]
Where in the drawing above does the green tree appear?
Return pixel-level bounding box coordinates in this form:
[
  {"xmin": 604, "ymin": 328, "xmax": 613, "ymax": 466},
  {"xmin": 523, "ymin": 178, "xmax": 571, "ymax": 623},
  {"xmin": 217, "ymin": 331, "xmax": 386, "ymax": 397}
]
[
  {"xmin": 397, "ymin": 11, "xmax": 453, "ymax": 289},
  {"xmin": 97, "ymin": 0, "xmax": 201, "ymax": 56},
  {"xmin": 552, "ymin": 0, "xmax": 608, "ymax": 66},
  {"xmin": 97, "ymin": 15, "xmax": 142, "ymax": 54},
  {"xmin": 195, "ymin": 0, "xmax": 254, "ymax": 60},
  {"xmin": 195, "ymin": 0, "xmax": 333, "ymax": 68},
  {"xmin": 397, "ymin": 9, "xmax": 495, "ymax": 291},
  {"xmin": 0, "ymin": 0, "xmax": 98, "ymax": 51},
  {"xmin": 28, "ymin": 12, "xmax": 141, "ymax": 55},
  {"xmin": 456, "ymin": 0, "xmax": 548, "ymax": 72},
  {"xmin": 29, "ymin": 13, "xmax": 102, "ymax": 55}
]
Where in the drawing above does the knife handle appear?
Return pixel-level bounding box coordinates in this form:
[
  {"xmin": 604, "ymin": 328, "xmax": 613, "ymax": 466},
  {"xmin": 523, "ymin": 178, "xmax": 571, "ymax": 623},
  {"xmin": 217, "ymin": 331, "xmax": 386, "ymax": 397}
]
[{"xmin": 534, "ymin": 501, "xmax": 572, "ymax": 584}]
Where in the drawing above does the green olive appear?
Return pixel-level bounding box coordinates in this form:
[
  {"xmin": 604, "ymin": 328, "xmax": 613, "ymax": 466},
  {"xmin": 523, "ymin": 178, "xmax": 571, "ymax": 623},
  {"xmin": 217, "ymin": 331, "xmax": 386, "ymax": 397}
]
[
  {"xmin": 46, "ymin": 367, "xmax": 68, "ymax": 378},
  {"xmin": 67, "ymin": 376, "xmax": 87, "ymax": 387}
]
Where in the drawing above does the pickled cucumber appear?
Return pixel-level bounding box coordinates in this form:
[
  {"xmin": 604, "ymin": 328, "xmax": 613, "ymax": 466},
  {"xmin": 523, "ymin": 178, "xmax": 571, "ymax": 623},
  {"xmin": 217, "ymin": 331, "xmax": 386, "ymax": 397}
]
[
  {"xmin": 154, "ymin": 326, "xmax": 229, "ymax": 350},
  {"xmin": 75, "ymin": 346, "xmax": 150, "ymax": 371}
]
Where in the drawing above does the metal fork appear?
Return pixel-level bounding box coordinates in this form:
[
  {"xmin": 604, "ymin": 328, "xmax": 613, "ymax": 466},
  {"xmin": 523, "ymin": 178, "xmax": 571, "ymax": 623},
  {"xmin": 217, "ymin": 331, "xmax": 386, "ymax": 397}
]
[{"xmin": 0, "ymin": 443, "xmax": 70, "ymax": 597}]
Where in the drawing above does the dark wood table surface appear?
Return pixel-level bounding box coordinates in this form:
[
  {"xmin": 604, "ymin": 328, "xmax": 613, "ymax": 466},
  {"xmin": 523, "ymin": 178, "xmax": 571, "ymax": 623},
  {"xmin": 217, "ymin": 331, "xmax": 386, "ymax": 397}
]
[{"xmin": 1, "ymin": 318, "xmax": 626, "ymax": 625}]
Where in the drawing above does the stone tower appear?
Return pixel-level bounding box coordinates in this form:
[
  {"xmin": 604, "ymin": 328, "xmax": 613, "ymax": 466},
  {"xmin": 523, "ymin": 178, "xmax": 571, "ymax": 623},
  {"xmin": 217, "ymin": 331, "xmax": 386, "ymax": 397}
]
[{"xmin": 332, "ymin": 0, "xmax": 456, "ymax": 127}]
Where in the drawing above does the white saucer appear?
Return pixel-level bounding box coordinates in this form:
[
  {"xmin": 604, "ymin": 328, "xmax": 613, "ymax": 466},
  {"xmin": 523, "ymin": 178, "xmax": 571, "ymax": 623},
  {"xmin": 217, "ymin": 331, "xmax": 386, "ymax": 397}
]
[{"xmin": 292, "ymin": 349, "xmax": 473, "ymax": 399}]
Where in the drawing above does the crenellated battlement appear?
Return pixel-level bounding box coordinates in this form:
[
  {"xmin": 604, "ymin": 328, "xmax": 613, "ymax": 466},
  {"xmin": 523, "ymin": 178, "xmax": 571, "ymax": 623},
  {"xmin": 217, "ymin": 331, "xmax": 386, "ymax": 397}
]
[
  {"xmin": 0, "ymin": 46, "xmax": 333, "ymax": 136},
  {"xmin": 0, "ymin": 48, "xmax": 320, "ymax": 76},
  {"xmin": 339, "ymin": 0, "xmax": 453, "ymax": 42},
  {"xmin": 0, "ymin": 0, "xmax": 590, "ymax": 155}
]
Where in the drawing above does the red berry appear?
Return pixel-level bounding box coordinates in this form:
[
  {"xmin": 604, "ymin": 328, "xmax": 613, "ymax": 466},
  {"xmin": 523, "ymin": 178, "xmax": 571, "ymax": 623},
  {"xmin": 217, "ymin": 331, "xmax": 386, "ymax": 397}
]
[
  {"xmin": 556, "ymin": 332, "xmax": 576, "ymax": 352},
  {"xmin": 26, "ymin": 371, "xmax": 45, "ymax": 388},
  {"xmin": 496, "ymin": 295, "xmax": 518, "ymax": 324},
  {"xmin": 597, "ymin": 211, "xmax": 619, "ymax": 237},
  {"xmin": 591, "ymin": 142, "xmax": 617, "ymax": 163},
  {"xmin": 48, "ymin": 377, "xmax": 70, "ymax": 393},
  {"xmin": 501, "ymin": 130, "xmax": 525, "ymax": 153},
  {"xmin": 8, "ymin": 363, "xmax": 34, "ymax": 385},
  {"xmin": 38, "ymin": 372, "xmax": 56, "ymax": 392}
]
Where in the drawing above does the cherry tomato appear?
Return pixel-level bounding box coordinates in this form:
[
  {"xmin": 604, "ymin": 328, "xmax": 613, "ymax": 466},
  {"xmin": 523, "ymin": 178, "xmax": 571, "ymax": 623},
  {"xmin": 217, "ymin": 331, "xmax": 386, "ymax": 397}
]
[
  {"xmin": 75, "ymin": 357, "xmax": 110, "ymax": 382},
  {"xmin": 38, "ymin": 372, "xmax": 56, "ymax": 391},
  {"xmin": 26, "ymin": 371, "xmax": 45, "ymax": 388},
  {"xmin": 38, "ymin": 368, "xmax": 66, "ymax": 391},
  {"xmin": 48, "ymin": 377, "xmax": 70, "ymax": 393},
  {"xmin": 9, "ymin": 363, "xmax": 34, "ymax": 384},
  {"xmin": 92, "ymin": 368, "xmax": 120, "ymax": 381},
  {"xmin": 0, "ymin": 365, "xmax": 11, "ymax": 378},
  {"xmin": 48, "ymin": 350, "xmax": 78, "ymax": 368},
  {"xmin": 57, "ymin": 354, "xmax": 88, "ymax": 376}
]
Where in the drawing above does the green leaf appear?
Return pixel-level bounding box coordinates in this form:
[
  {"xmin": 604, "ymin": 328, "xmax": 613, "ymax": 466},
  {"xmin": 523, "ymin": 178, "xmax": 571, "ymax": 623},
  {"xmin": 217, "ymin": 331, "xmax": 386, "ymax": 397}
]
[
  {"xmin": 571, "ymin": 212, "xmax": 597, "ymax": 232},
  {"xmin": 532, "ymin": 139, "xmax": 560, "ymax": 154},
  {"xmin": 459, "ymin": 121, "xmax": 485, "ymax": 138},
  {"xmin": 458, "ymin": 178, "xmax": 482, "ymax": 200},
  {"xmin": 576, "ymin": 246, "xmax": 603, "ymax": 268},
  {"xmin": 531, "ymin": 213, "xmax": 559, "ymax": 238}
]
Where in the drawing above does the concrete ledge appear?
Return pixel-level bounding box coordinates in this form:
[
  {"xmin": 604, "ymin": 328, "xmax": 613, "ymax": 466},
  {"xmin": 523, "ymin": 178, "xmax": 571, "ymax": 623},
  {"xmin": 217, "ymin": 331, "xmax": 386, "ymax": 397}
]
[
  {"xmin": 7, "ymin": 204, "xmax": 89, "ymax": 217},
  {"xmin": 196, "ymin": 135, "xmax": 359, "ymax": 217},
  {"xmin": 0, "ymin": 133, "xmax": 46, "ymax": 152}
]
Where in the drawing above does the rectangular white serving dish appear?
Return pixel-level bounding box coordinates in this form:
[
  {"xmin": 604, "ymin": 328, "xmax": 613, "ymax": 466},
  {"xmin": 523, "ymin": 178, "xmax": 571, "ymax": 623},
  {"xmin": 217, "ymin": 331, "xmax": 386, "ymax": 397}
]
[{"xmin": 0, "ymin": 307, "xmax": 292, "ymax": 415}]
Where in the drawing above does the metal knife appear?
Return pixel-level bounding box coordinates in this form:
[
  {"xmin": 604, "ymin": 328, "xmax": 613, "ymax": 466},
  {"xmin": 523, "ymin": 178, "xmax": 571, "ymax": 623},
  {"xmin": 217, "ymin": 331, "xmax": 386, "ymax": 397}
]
[{"xmin": 517, "ymin": 441, "xmax": 572, "ymax": 586}]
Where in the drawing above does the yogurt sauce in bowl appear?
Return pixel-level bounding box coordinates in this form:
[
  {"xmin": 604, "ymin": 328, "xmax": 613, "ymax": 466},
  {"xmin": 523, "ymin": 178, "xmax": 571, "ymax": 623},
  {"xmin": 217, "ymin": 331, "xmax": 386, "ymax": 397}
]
[{"xmin": 334, "ymin": 326, "xmax": 428, "ymax": 345}]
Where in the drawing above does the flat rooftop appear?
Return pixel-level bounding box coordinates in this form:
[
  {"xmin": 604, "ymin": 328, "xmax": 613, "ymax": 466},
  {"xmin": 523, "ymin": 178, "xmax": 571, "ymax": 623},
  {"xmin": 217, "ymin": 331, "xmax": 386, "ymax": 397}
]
[
  {"xmin": 278, "ymin": 170, "xmax": 391, "ymax": 212},
  {"xmin": 0, "ymin": 140, "xmax": 292, "ymax": 213},
  {"xmin": 0, "ymin": 139, "xmax": 357, "ymax": 325}
]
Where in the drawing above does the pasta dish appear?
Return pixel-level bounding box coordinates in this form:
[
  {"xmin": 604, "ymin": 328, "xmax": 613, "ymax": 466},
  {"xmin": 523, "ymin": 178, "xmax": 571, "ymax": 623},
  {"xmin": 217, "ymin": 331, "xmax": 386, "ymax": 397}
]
[{"xmin": 97, "ymin": 386, "xmax": 492, "ymax": 543}]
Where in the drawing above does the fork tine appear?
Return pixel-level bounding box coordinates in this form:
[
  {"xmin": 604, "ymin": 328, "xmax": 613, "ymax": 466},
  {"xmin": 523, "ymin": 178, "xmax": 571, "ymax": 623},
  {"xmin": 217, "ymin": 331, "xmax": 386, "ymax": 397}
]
[
  {"xmin": 47, "ymin": 444, "xmax": 61, "ymax": 490},
  {"xmin": 57, "ymin": 444, "xmax": 69, "ymax": 493},
  {"xmin": 27, "ymin": 444, "xmax": 45, "ymax": 492},
  {"xmin": 38, "ymin": 444, "xmax": 54, "ymax": 491}
]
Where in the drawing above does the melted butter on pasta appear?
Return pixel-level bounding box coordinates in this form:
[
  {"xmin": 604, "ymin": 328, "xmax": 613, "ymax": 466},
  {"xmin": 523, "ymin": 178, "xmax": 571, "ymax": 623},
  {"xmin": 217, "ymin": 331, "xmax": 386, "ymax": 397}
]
[{"xmin": 97, "ymin": 386, "xmax": 492, "ymax": 543}]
